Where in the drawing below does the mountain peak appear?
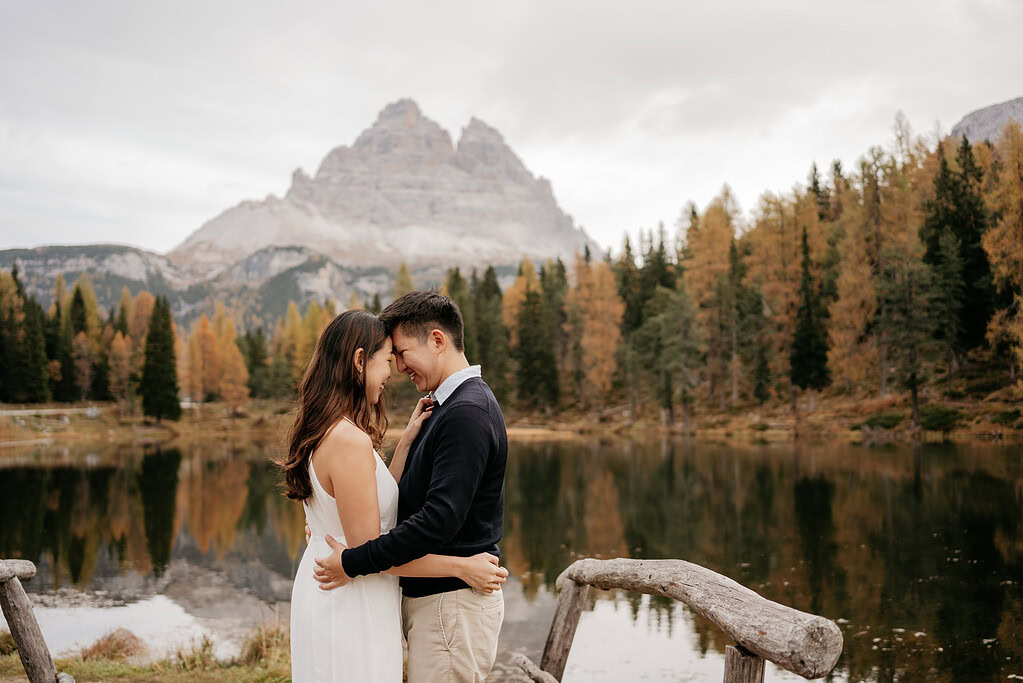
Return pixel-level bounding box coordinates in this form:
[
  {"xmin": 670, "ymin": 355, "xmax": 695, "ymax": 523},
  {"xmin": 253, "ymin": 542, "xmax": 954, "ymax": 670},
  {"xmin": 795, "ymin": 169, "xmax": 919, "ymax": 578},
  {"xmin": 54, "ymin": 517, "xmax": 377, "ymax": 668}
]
[
  {"xmin": 376, "ymin": 98, "xmax": 423, "ymax": 124},
  {"xmin": 454, "ymin": 117, "xmax": 529, "ymax": 182},
  {"xmin": 170, "ymin": 101, "xmax": 598, "ymax": 271}
]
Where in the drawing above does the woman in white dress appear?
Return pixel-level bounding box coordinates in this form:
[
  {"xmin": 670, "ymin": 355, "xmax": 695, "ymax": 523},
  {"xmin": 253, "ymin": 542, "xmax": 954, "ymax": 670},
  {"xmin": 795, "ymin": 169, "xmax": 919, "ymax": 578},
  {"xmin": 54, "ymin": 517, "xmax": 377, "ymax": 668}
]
[{"xmin": 279, "ymin": 310, "xmax": 507, "ymax": 682}]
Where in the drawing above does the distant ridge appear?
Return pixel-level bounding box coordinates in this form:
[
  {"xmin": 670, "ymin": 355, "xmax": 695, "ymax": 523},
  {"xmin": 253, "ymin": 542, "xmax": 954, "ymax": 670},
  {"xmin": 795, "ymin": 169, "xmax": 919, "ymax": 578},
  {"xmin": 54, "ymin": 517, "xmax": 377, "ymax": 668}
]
[{"xmin": 951, "ymin": 96, "xmax": 1023, "ymax": 142}]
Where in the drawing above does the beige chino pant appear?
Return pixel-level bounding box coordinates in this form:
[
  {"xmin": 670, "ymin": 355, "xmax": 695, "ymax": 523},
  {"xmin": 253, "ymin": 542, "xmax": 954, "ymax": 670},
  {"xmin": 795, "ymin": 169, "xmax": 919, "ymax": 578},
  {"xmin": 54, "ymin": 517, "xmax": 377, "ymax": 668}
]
[{"xmin": 402, "ymin": 588, "xmax": 504, "ymax": 683}]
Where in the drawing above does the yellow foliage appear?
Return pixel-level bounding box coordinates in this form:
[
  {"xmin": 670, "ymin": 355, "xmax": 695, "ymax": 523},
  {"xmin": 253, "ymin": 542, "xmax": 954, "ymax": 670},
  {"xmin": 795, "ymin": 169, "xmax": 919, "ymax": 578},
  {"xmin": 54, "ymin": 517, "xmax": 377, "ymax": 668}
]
[
  {"xmin": 567, "ymin": 257, "xmax": 624, "ymax": 408},
  {"xmin": 70, "ymin": 273, "xmax": 102, "ymax": 339},
  {"xmin": 129, "ymin": 290, "xmax": 156, "ymax": 361},
  {"xmin": 220, "ymin": 340, "xmax": 250, "ymax": 414},
  {"xmin": 502, "ymin": 258, "xmax": 539, "ymax": 342},
  {"xmin": 109, "ymin": 332, "xmax": 133, "ymax": 404},
  {"xmin": 982, "ymin": 121, "xmax": 1023, "ymax": 392},
  {"xmin": 982, "ymin": 121, "xmax": 1023, "ymax": 292},
  {"xmin": 828, "ymin": 190, "xmax": 877, "ymax": 389},
  {"xmin": 193, "ymin": 315, "xmax": 221, "ymax": 402},
  {"xmin": 394, "ymin": 263, "xmax": 415, "ymax": 299},
  {"xmin": 683, "ymin": 189, "xmax": 736, "ymax": 311}
]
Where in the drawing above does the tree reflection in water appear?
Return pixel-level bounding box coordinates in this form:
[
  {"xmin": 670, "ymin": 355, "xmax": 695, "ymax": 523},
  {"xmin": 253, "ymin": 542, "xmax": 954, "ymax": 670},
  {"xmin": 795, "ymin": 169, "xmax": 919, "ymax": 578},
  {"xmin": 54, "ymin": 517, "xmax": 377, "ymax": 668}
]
[{"xmin": 0, "ymin": 438, "xmax": 1020, "ymax": 680}]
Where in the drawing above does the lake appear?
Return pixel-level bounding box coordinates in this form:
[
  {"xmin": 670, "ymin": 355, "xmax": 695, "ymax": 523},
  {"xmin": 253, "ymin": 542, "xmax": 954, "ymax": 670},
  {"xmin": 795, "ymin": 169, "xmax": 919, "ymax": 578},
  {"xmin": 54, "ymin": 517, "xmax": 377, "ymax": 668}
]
[{"xmin": 1, "ymin": 437, "xmax": 1021, "ymax": 681}]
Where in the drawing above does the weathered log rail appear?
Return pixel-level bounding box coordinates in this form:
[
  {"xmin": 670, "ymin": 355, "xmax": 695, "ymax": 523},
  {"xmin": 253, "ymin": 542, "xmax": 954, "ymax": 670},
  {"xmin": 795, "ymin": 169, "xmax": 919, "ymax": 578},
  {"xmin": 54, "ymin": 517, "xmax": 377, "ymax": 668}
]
[
  {"xmin": 0, "ymin": 559, "xmax": 74, "ymax": 683},
  {"xmin": 513, "ymin": 558, "xmax": 843, "ymax": 683}
]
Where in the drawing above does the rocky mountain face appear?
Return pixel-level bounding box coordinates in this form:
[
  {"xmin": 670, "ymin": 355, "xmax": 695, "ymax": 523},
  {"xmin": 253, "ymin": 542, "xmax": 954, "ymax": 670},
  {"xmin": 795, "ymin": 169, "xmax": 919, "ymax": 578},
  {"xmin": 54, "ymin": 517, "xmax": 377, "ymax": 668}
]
[
  {"xmin": 169, "ymin": 99, "xmax": 597, "ymax": 276},
  {"xmin": 951, "ymin": 96, "xmax": 1023, "ymax": 142},
  {"xmin": 3, "ymin": 100, "xmax": 593, "ymax": 328}
]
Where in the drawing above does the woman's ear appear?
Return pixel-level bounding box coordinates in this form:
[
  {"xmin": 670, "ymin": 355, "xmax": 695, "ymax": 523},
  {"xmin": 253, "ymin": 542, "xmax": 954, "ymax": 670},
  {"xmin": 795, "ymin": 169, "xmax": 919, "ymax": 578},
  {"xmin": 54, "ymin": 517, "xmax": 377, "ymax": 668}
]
[{"xmin": 353, "ymin": 348, "xmax": 365, "ymax": 375}]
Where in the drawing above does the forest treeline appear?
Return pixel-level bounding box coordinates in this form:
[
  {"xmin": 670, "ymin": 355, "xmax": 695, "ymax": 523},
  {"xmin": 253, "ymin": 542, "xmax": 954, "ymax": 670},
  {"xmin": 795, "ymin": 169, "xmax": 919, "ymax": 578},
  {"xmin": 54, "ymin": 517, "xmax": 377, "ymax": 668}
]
[{"xmin": 1, "ymin": 116, "xmax": 1021, "ymax": 426}]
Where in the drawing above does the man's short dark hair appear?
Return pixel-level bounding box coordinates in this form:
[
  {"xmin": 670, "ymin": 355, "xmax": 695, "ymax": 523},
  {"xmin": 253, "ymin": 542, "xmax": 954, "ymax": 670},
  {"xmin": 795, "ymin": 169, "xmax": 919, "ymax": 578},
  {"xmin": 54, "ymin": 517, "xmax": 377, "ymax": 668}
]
[{"xmin": 379, "ymin": 290, "xmax": 465, "ymax": 352}]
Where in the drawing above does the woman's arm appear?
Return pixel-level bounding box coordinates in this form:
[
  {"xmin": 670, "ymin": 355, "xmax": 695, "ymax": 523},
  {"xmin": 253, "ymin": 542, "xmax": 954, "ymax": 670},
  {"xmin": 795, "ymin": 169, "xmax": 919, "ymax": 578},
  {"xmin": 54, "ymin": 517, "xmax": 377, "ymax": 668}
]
[
  {"xmin": 327, "ymin": 427, "xmax": 383, "ymax": 549},
  {"xmin": 387, "ymin": 432, "xmax": 414, "ymax": 481}
]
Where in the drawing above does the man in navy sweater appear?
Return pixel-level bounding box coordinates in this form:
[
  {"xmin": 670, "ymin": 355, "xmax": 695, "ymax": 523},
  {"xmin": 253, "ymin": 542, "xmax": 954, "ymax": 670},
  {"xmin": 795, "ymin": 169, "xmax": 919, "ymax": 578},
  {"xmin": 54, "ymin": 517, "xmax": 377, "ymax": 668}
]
[{"xmin": 313, "ymin": 290, "xmax": 509, "ymax": 682}]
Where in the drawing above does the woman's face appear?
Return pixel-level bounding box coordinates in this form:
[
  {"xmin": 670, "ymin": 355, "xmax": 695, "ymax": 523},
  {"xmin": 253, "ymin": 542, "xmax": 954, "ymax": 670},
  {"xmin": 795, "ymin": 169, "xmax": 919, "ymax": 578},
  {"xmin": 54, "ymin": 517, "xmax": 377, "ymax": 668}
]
[{"xmin": 363, "ymin": 336, "xmax": 394, "ymax": 406}]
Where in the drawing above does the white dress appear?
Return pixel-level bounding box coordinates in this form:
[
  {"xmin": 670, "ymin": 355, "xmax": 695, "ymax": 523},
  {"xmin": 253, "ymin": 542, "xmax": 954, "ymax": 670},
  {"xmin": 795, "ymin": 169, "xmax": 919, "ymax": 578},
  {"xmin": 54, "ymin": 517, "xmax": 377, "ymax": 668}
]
[{"xmin": 290, "ymin": 451, "xmax": 403, "ymax": 682}]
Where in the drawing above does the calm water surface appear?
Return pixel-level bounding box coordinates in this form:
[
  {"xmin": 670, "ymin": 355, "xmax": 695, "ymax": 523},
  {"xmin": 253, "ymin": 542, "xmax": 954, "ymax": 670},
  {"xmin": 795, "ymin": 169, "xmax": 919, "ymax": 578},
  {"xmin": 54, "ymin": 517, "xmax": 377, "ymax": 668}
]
[{"xmin": 1, "ymin": 437, "xmax": 1021, "ymax": 681}]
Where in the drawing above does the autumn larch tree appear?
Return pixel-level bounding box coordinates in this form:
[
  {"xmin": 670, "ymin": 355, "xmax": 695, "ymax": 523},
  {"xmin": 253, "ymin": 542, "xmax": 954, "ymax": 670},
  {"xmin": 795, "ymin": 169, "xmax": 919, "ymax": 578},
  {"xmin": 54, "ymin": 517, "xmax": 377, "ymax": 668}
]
[
  {"xmin": 394, "ymin": 263, "xmax": 415, "ymax": 299},
  {"xmin": 981, "ymin": 120, "xmax": 1023, "ymax": 386},
  {"xmin": 109, "ymin": 331, "xmax": 133, "ymax": 414}
]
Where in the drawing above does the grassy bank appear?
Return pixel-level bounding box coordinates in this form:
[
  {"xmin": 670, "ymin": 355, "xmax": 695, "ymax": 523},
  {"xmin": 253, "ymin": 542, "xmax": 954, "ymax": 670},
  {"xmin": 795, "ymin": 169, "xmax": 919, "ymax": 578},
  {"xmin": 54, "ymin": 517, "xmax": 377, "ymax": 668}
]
[
  {"xmin": 0, "ymin": 626, "xmax": 290, "ymax": 683},
  {"xmin": 1, "ymin": 377, "xmax": 1021, "ymax": 451}
]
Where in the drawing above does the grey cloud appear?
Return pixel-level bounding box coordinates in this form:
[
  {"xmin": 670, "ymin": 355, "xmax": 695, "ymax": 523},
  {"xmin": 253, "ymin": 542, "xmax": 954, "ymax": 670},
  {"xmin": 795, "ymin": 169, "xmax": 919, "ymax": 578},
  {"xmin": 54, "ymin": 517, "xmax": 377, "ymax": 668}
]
[{"xmin": 1, "ymin": 0, "xmax": 1021, "ymax": 252}]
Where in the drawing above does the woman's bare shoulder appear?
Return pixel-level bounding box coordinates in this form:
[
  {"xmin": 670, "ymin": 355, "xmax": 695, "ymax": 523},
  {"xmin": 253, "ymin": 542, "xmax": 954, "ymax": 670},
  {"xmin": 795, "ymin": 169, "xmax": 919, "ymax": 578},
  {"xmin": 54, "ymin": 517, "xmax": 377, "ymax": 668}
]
[{"xmin": 318, "ymin": 420, "xmax": 374, "ymax": 466}]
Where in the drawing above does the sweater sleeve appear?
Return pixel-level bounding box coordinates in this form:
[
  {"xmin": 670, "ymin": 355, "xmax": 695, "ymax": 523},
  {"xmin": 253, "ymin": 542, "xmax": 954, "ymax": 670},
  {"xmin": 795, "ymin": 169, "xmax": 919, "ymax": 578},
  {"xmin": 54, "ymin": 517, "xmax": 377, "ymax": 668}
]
[{"xmin": 341, "ymin": 404, "xmax": 491, "ymax": 577}]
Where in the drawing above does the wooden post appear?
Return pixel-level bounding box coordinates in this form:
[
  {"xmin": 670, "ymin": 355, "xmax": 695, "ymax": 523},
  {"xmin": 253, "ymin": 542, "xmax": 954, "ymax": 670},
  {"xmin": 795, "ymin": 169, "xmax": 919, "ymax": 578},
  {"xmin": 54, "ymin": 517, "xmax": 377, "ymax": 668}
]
[
  {"xmin": 539, "ymin": 578, "xmax": 590, "ymax": 681},
  {"xmin": 0, "ymin": 577, "xmax": 57, "ymax": 683},
  {"xmin": 724, "ymin": 644, "xmax": 765, "ymax": 683}
]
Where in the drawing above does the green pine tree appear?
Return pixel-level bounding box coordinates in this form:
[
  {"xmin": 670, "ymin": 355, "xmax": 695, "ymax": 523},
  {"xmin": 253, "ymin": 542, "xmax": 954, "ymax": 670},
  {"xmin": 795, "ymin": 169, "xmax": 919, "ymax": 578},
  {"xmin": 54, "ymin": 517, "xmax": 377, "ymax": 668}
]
[
  {"xmin": 790, "ymin": 227, "xmax": 831, "ymax": 405},
  {"xmin": 615, "ymin": 235, "xmax": 642, "ymax": 334},
  {"xmin": 808, "ymin": 162, "xmax": 830, "ymax": 221},
  {"xmin": 931, "ymin": 227, "xmax": 965, "ymax": 389},
  {"xmin": 19, "ymin": 298, "xmax": 51, "ymax": 403},
  {"xmin": 241, "ymin": 328, "xmax": 270, "ymax": 397},
  {"xmin": 53, "ymin": 310, "xmax": 77, "ymax": 402},
  {"xmin": 876, "ymin": 248, "xmax": 938, "ymax": 426},
  {"xmin": 0, "ymin": 294, "xmax": 11, "ymax": 403},
  {"xmin": 443, "ymin": 267, "xmax": 476, "ymax": 363},
  {"xmin": 539, "ymin": 259, "xmax": 568, "ymax": 400},
  {"xmin": 513, "ymin": 287, "xmax": 559, "ymax": 411},
  {"xmin": 920, "ymin": 138, "xmax": 994, "ymax": 352},
  {"xmin": 69, "ymin": 287, "xmax": 88, "ymax": 335},
  {"xmin": 637, "ymin": 226, "xmax": 674, "ymax": 317},
  {"xmin": 140, "ymin": 297, "xmax": 181, "ymax": 421},
  {"xmin": 748, "ymin": 286, "xmax": 772, "ymax": 418},
  {"xmin": 634, "ymin": 279, "xmax": 704, "ymax": 429},
  {"xmin": 473, "ymin": 266, "xmax": 510, "ymax": 402},
  {"xmin": 114, "ymin": 299, "xmax": 130, "ymax": 335},
  {"xmin": 139, "ymin": 447, "xmax": 182, "ymax": 576}
]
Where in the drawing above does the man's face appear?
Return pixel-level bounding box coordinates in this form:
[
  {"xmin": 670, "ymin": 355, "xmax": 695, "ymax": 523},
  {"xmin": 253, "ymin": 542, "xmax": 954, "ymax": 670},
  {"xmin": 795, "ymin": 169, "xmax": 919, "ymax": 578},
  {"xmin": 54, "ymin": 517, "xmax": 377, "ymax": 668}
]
[{"xmin": 390, "ymin": 326, "xmax": 440, "ymax": 393}]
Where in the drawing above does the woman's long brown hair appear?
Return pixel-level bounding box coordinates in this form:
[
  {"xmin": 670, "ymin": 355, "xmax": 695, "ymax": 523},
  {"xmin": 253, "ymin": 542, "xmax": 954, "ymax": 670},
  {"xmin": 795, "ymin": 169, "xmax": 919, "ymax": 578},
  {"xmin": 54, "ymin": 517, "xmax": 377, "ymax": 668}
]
[{"xmin": 277, "ymin": 309, "xmax": 389, "ymax": 500}]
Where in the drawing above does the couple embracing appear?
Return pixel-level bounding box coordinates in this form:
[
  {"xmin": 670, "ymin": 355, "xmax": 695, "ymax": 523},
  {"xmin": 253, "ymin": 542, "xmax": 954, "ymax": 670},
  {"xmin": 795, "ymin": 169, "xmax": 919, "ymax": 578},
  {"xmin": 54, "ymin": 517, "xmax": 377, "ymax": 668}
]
[{"xmin": 278, "ymin": 291, "xmax": 509, "ymax": 682}]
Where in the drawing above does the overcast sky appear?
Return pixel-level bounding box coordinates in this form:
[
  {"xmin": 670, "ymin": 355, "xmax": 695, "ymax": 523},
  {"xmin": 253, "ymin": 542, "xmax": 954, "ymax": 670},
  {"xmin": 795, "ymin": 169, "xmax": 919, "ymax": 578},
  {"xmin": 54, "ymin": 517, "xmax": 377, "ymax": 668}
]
[{"xmin": 1, "ymin": 0, "xmax": 1020, "ymax": 255}]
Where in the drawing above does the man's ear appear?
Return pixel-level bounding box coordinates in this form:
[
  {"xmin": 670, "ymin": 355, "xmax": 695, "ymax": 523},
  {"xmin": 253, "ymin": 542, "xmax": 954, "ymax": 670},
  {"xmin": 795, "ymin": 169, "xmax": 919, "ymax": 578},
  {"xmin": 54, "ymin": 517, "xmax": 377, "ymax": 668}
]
[{"xmin": 430, "ymin": 328, "xmax": 446, "ymax": 353}]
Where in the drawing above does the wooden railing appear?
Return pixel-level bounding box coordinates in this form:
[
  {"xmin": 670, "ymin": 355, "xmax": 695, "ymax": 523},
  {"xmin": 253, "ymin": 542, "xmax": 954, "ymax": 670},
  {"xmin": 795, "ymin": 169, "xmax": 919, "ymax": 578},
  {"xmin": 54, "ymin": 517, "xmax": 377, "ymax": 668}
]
[
  {"xmin": 513, "ymin": 558, "xmax": 844, "ymax": 683},
  {"xmin": 0, "ymin": 559, "xmax": 75, "ymax": 683}
]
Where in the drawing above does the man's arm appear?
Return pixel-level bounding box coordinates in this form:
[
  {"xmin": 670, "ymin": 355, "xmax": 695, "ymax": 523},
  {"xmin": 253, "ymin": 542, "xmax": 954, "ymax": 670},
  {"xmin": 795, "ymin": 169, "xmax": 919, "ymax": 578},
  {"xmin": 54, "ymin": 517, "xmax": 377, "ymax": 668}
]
[{"xmin": 341, "ymin": 404, "xmax": 492, "ymax": 578}]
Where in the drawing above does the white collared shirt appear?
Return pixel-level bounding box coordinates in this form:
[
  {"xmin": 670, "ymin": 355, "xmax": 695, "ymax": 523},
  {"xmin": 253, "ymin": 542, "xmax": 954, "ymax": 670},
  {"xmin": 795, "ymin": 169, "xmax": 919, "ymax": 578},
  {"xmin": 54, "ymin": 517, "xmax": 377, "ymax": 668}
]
[{"xmin": 431, "ymin": 365, "xmax": 482, "ymax": 406}]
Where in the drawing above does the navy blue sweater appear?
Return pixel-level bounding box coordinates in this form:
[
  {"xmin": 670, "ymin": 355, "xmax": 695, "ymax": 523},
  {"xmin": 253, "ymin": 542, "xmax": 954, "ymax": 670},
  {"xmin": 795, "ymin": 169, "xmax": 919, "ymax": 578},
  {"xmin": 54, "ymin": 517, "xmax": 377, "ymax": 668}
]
[{"xmin": 341, "ymin": 376, "xmax": 508, "ymax": 597}]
